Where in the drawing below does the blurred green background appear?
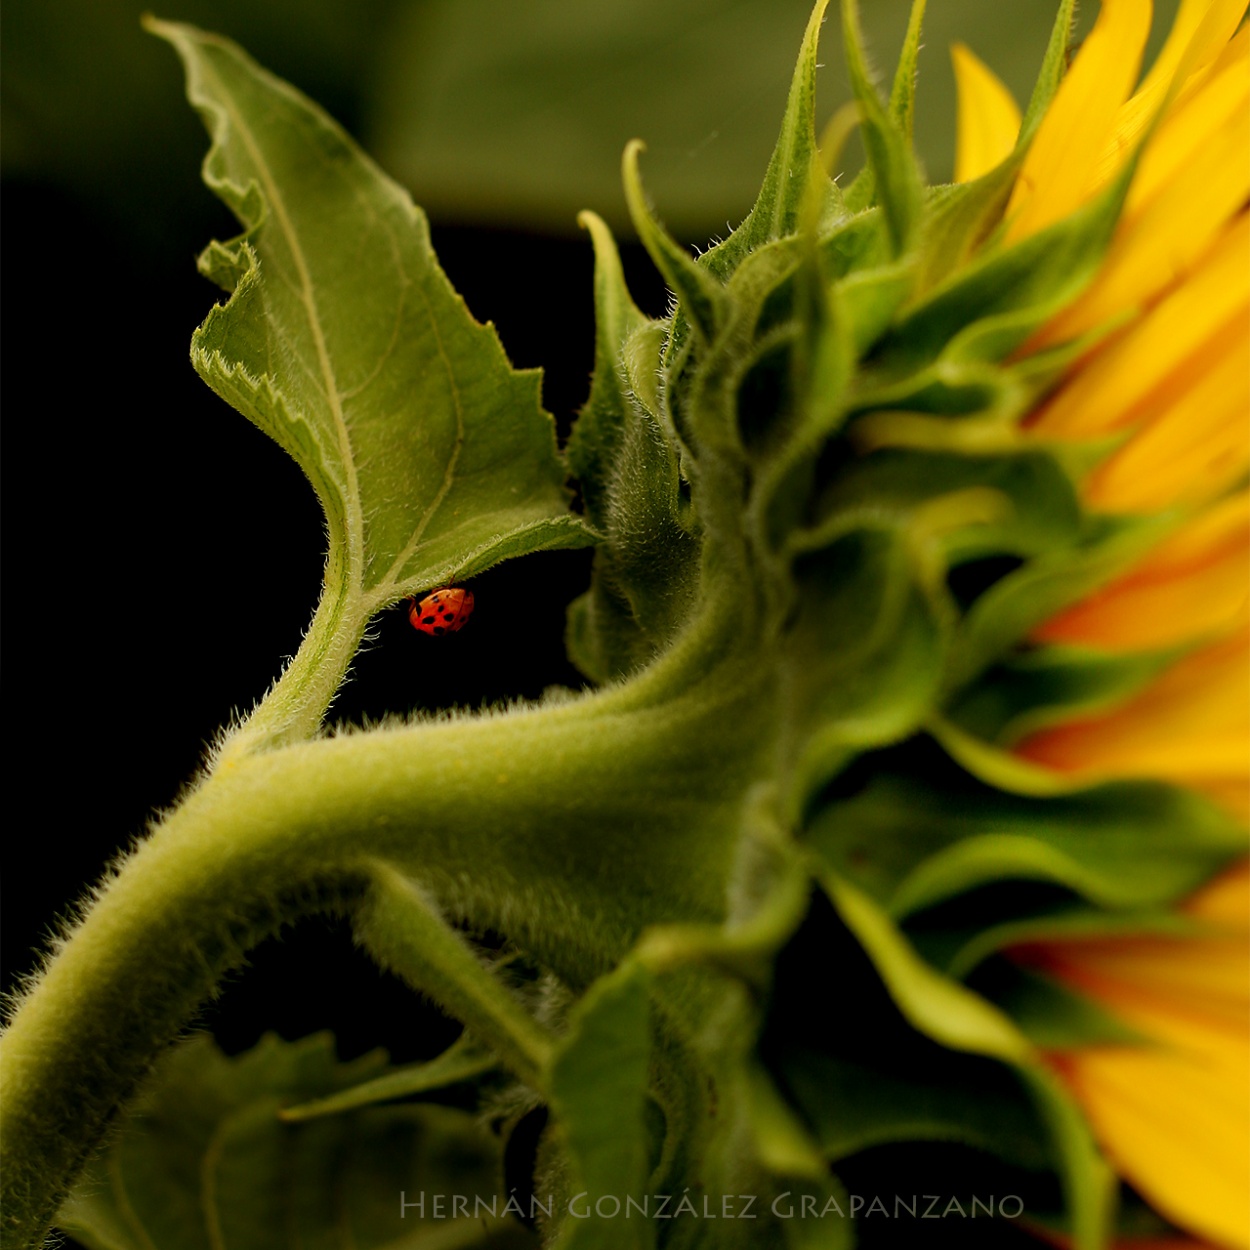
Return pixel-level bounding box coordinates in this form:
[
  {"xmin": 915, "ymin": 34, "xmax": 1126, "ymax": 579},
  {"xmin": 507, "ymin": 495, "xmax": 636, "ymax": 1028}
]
[
  {"xmin": 5, "ymin": 0, "xmax": 1181, "ymax": 243},
  {"xmin": 2, "ymin": 0, "xmax": 1181, "ymax": 1059}
]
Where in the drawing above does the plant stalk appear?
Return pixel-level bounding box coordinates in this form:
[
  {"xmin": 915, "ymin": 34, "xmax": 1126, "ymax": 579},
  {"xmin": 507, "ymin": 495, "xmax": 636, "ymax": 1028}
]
[{"xmin": 1, "ymin": 664, "xmax": 766, "ymax": 1248}]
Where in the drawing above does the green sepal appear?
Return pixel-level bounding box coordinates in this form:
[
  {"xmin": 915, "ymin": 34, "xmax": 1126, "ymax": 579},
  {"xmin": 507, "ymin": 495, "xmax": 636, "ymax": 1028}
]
[
  {"xmin": 812, "ymin": 870, "xmax": 1116, "ymax": 1249},
  {"xmin": 699, "ymin": 0, "xmax": 839, "ymax": 282},
  {"xmin": 765, "ymin": 875, "xmax": 1054, "ymax": 1175},
  {"xmin": 947, "ymin": 642, "xmax": 1183, "ymax": 746},
  {"xmin": 1019, "ymin": 0, "xmax": 1079, "ymax": 140},
  {"xmin": 565, "ymin": 215, "xmax": 699, "ymax": 681},
  {"xmin": 839, "ymin": 0, "xmax": 924, "ymax": 255},
  {"xmin": 887, "ymin": 0, "xmax": 928, "ymax": 145},
  {"xmin": 837, "ymin": 258, "xmax": 915, "ymax": 357},
  {"xmin": 947, "ymin": 512, "xmax": 1171, "ymax": 690},
  {"xmin": 687, "ymin": 237, "xmax": 808, "ymax": 460},
  {"xmin": 805, "ymin": 742, "xmax": 1246, "ymax": 923},
  {"xmin": 811, "ymin": 446, "xmax": 1084, "ymax": 567},
  {"xmin": 907, "ymin": 0, "xmax": 1077, "ymax": 296},
  {"xmin": 780, "ymin": 526, "xmax": 949, "ymax": 810},
  {"xmin": 912, "ymin": 155, "xmax": 1022, "ymax": 295},
  {"xmin": 623, "ymin": 139, "xmax": 728, "ymax": 345},
  {"xmin": 972, "ymin": 961, "xmax": 1148, "ymax": 1051},
  {"xmin": 883, "ymin": 158, "xmax": 1133, "ymax": 373},
  {"xmin": 912, "ymin": 903, "xmax": 1199, "ymax": 984},
  {"xmin": 821, "ymin": 208, "xmax": 892, "ymax": 278},
  {"xmin": 56, "ymin": 1033, "xmax": 532, "ymax": 1250},
  {"xmin": 566, "ymin": 211, "xmax": 654, "ymax": 519}
]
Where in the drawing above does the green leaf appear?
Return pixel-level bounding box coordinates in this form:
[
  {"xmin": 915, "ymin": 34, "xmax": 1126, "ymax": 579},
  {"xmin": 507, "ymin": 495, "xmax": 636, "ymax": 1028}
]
[
  {"xmin": 57, "ymin": 1033, "xmax": 535, "ymax": 1250},
  {"xmin": 150, "ymin": 20, "xmax": 591, "ymax": 614},
  {"xmin": 547, "ymin": 962, "xmax": 656, "ymax": 1250},
  {"xmin": 280, "ymin": 1034, "xmax": 499, "ymax": 1121}
]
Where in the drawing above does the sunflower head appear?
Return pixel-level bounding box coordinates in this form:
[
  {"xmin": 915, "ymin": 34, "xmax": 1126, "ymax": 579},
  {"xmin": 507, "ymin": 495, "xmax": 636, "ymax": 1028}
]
[{"xmin": 575, "ymin": 1, "xmax": 1248, "ymax": 1245}]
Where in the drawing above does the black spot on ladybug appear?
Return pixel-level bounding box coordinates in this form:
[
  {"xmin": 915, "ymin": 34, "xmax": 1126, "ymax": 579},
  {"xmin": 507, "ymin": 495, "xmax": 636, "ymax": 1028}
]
[
  {"xmin": 433, "ymin": 626, "xmax": 446, "ymax": 635},
  {"xmin": 422, "ymin": 615, "xmax": 437, "ymax": 625}
]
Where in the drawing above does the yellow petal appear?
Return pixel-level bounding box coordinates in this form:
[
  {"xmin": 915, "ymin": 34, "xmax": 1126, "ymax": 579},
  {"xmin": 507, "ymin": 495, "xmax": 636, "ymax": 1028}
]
[
  {"xmin": 1029, "ymin": 212, "xmax": 1250, "ymax": 439},
  {"xmin": 1133, "ymin": 0, "xmax": 1248, "ymax": 102},
  {"xmin": 1054, "ymin": 1040, "xmax": 1250, "ymax": 1250},
  {"xmin": 1006, "ymin": 0, "xmax": 1153, "ymax": 240},
  {"xmin": 1086, "ymin": 0, "xmax": 1250, "ymax": 196},
  {"xmin": 1034, "ymin": 81, "xmax": 1250, "ymax": 348},
  {"xmin": 1084, "ymin": 314, "xmax": 1250, "ymax": 511},
  {"xmin": 1126, "ymin": 28, "xmax": 1250, "ymax": 220},
  {"xmin": 951, "ymin": 43, "xmax": 1021, "ymax": 183},
  {"xmin": 1016, "ymin": 864, "xmax": 1250, "ymax": 1250},
  {"xmin": 1187, "ymin": 860, "xmax": 1250, "ymax": 927},
  {"xmin": 1034, "ymin": 493, "xmax": 1250, "ymax": 649},
  {"xmin": 1016, "ymin": 632, "xmax": 1250, "ymax": 812}
]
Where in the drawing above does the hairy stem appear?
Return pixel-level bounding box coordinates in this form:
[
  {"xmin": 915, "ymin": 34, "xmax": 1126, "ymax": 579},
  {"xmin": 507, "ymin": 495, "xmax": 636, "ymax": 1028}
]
[
  {"xmin": 1, "ymin": 663, "xmax": 767, "ymax": 1248},
  {"xmin": 357, "ymin": 864, "xmax": 556, "ymax": 1090},
  {"xmin": 216, "ymin": 545, "xmax": 363, "ymax": 762}
]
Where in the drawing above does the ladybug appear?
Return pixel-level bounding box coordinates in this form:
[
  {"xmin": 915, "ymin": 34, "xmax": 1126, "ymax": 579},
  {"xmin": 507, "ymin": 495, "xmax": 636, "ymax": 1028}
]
[{"xmin": 407, "ymin": 586, "xmax": 474, "ymax": 636}]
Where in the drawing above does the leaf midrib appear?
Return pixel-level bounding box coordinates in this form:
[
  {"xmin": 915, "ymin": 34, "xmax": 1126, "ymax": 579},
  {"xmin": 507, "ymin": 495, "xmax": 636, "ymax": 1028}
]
[
  {"xmin": 201, "ymin": 54, "xmax": 366, "ymax": 589},
  {"xmin": 370, "ymin": 274, "xmax": 468, "ymax": 599}
]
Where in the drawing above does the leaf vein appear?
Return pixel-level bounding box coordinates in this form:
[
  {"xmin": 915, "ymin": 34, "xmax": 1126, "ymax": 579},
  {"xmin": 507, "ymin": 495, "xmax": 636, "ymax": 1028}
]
[{"xmin": 375, "ymin": 272, "xmax": 468, "ymax": 591}]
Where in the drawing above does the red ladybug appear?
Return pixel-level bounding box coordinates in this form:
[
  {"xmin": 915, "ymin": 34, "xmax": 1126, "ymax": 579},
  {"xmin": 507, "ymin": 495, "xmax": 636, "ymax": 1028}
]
[{"xmin": 407, "ymin": 587, "xmax": 474, "ymax": 636}]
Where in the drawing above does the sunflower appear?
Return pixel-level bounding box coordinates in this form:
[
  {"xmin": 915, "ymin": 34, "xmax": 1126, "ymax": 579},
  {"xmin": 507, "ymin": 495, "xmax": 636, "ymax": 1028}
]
[{"xmin": 952, "ymin": 2, "xmax": 1249, "ymax": 1246}]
